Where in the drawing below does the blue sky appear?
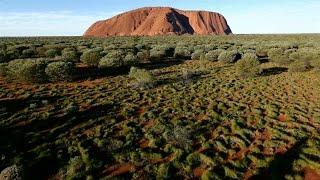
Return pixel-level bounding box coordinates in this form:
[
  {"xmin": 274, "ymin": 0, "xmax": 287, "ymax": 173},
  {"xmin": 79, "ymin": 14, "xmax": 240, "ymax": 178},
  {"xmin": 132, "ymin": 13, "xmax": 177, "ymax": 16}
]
[{"xmin": 0, "ymin": 0, "xmax": 320, "ymax": 36}]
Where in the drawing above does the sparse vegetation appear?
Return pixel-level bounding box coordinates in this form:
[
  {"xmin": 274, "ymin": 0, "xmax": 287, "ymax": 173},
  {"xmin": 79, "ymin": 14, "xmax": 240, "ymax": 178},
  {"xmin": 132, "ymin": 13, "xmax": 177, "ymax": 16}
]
[
  {"xmin": 7, "ymin": 58, "xmax": 48, "ymax": 83},
  {"xmin": 205, "ymin": 49, "xmax": 224, "ymax": 61},
  {"xmin": 99, "ymin": 52, "xmax": 123, "ymax": 68},
  {"xmin": 129, "ymin": 66, "xmax": 155, "ymax": 88},
  {"xmin": 288, "ymin": 60, "xmax": 312, "ymax": 72},
  {"xmin": 45, "ymin": 61, "xmax": 75, "ymax": 82},
  {"xmin": 80, "ymin": 49, "xmax": 101, "ymax": 67},
  {"xmin": 1, "ymin": 35, "xmax": 320, "ymax": 180},
  {"xmin": 236, "ymin": 53, "xmax": 262, "ymax": 77},
  {"xmin": 218, "ymin": 50, "xmax": 241, "ymax": 64},
  {"xmin": 62, "ymin": 50, "xmax": 79, "ymax": 63},
  {"xmin": 45, "ymin": 49, "xmax": 59, "ymax": 58}
]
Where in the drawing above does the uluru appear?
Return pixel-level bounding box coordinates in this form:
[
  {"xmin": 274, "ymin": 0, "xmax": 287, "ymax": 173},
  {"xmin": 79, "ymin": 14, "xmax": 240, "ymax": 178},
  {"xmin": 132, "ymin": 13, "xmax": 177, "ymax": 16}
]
[{"xmin": 84, "ymin": 7, "xmax": 232, "ymax": 37}]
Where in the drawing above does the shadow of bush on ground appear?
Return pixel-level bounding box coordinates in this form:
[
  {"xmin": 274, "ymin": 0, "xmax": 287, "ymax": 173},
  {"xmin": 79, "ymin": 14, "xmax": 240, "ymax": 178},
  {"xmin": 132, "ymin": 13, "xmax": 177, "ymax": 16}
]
[
  {"xmin": 261, "ymin": 67, "xmax": 288, "ymax": 76},
  {"xmin": 249, "ymin": 137, "xmax": 308, "ymax": 180},
  {"xmin": 75, "ymin": 59, "xmax": 185, "ymax": 81}
]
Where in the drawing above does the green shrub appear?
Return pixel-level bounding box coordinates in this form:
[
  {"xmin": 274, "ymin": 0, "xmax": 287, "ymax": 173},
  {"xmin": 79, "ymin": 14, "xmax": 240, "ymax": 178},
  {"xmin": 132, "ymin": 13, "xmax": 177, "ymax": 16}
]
[
  {"xmin": 7, "ymin": 59, "xmax": 48, "ymax": 83},
  {"xmin": 288, "ymin": 52, "xmax": 300, "ymax": 61},
  {"xmin": 205, "ymin": 49, "xmax": 224, "ymax": 61},
  {"xmin": 0, "ymin": 63, "xmax": 8, "ymax": 76},
  {"xmin": 129, "ymin": 67, "xmax": 155, "ymax": 88},
  {"xmin": 159, "ymin": 45, "xmax": 175, "ymax": 57},
  {"xmin": 150, "ymin": 49, "xmax": 166, "ymax": 62},
  {"xmin": 80, "ymin": 50, "xmax": 101, "ymax": 67},
  {"xmin": 66, "ymin": 156, "xmax": 86, "ymax": 179},
  {"xmin": 22, "ymin": 49, "xmax": 35, "ymax": 58},
  {"xmin": 123, "ymin": 53, "xmax": 138, "ymax": 66},
  {"xmin": 201, "ymin": 170, "xmax": 217, "ymax": 180},
  {"xmin": 45, "ymin": 61, "xmax": 75, "ymax": 82},
  {"xmin": 288, "ymin": 60, "xmax": 312, "ymax": 72},
  {"xmin": 62, "ymin": 47, "xmax": 76, "ymax": 54},
  {"xmin": 181, "ymin": 68, "xmax": 195, "ymax": 82},
  {"xmin": 218, "ymin": 50, "xmax": 241, "ymax": 64},
  {"xmin": 98, "ymin": 50, "xmax": 125, "ymax": 68},
  {"xmin": 186, "ymin": 152, "xmax": 201, "ymax": 166},
  {"xmin": 156, "ymin": 163, "xmax": 172, "ymax": 179},
  {"xmin": 150, "ymin": 45, "xmax": 174, "ymax": 62},
  {"xmin": 204, "ymin": 43, "xmax": 218, "ymax": 51},
  {"xmin": 36, "ymin": 47, "xmax": 47, "ymax": 57},
  {"xmin": 174, "ymin": 47, "xmax": 191, "ymax": 59},
  {"xmin": 267, "ymin": 48, "xmax": 283, "ymax": 61},
  {"xmin": 45, "ymin": 49, "xmax": 59, "ymax": 58},
  {"xmin": 256, "ymin": 46, "xmax": 268, "ymax": 57},
  {"xmin": 0, "ymin": 52, "xmax": 7, "ymax": 63},
  {"xmin": 168, "ymin": 125, "xmax": 193, "ymax": 151},
  {"xmin": 136, "ymin": 50, "xmax": 150, "ymax": 63},
  {"xmin": 98, "ymin": 55, "xmax": 122, "ymax": 68},
  {"xmin": 235, "ymin": 53, "xmax": 262, "ymax": 77},
  {"xmin": 284, "ymin": 49, "xmax": 296, "ymax": 57},
  {"xmin": 289, "ymin": 49, "xmax": 319, "ymax": 62},
  {"xmin": 191, "ymin": 50, "xmax": 205, "ymax": 60},
  {"xmin": 62, "ymin": 51, "xmax": 78, "ymax": 62},
  {"xmin": 6, "ymin": 49, "xmax": 20, "ymax": 60},
  {"xmin": 311, "ymin": 60, "xmax": 320, "ymax": 71}
]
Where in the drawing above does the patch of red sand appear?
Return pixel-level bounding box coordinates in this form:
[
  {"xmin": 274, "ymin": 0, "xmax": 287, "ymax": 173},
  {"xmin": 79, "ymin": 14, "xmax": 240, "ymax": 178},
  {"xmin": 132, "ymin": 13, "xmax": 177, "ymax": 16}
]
[
  {"xmin": 194, "ymin": 166, "xmax": 206, "ymax": 177},
  {"xmin": 278, "ymin": 114, "xmax": 287, "ymax": 122},
  {"xmin": 103, "ymin": 163, "xmax": 136, "ymax": 177},
  {"xmin": 304, "ymin": 167, "xmax": 320, "ymax": 180}
]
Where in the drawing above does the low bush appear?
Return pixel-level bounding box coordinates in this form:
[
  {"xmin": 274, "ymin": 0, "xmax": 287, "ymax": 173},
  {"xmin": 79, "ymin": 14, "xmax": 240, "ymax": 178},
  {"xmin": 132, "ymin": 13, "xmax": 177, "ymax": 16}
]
[
  {"xmin": 7, "ymin": 58, "xmax": 48, "ymax": 83},
  {"xmin": 66, "ymin": 156, "xmax": 86, "ymax": 179},
  {"xmin": 98, "ymin": 50, "xmax": 124, "ymax": 68},
  {"xmin": 186, "ymin": 152, "xmax": 201, "ymax": 166},
  {"xmin": 0, "ymin": 63, "xmax": 8, "ymax": 76},
  {"xmin": 174, "ymin": 47, "xmax": 191, "ymax": 59},
  {"xmin": 0, "ymin": 52, "xmax": 8, "ymax": 63},
  {"xmin": 283, "ymin": 49, "xmax": 296, "ymax": 57},
  {"xmin": 156, "ymin": 163, "xmax": 172, "ymax": 179},
  {"xmin": 160, "ymin": 45, "xmax": 175, "ymax": 57},
  {"xmin": 150, "ymin": 49, "xmax": 166, "ymax": 62},
  {"xmin": 311, "ymin": 60, "xmax": 320, "ymax": 71},
  {"xmin": 218, "ymin": 50, "xmax": 241, "ymax": 64},
  {"xmin": 123, "ymin": 53, "xmax": 138, "ymax": 66},
  {"xmin": 136, "ymin": 50, "xmax": 150, "ymax": 63},
  {"xmin": 191, "ymin": 50, "xmax": 205, "ymax": 60},
  {"xmin": 256, "ymin": 46, "xmax": 269, "ymax": 57},
  {"xmin": 80, "ymin": 50, "xmax": 101, "ymax": 67},
  {"xmin": 289, "ymin": 49, "xmax": 319, "ymax": 62},
  {"xmin": 205, "ymin": 49, "xmax": 224, "ymax": 61},
  {"xmin": 22, "ymin": 49, "xmax": 35, "ymax": 58},
  {"xmin": 98, "ymin": 55, "xmax": 122, "ymax": 69},
  {"xmin": 168, "ymin": 125, "xmax": 193, "ymax": 151},
  {"xmin": 129, "ymin": 67, "xmax": 155, "ymax": 88},
  {"xmin": 45, "ymin": 49, "xmax": 59, "ymax": 58},
  {"xmin": 235, "ymin": 53, "xmax": 262, "ymax": 77},
  {"xmin": 181, "ymin": 68, "xmax": 195, "ymax": 83},
  {"xmin": 267, "ymin": 48, "xmax": 283, "ymax": 61},
  {"xmin": 62, "ymin": 47, "xmax": 76, "ymax": 54},
  {"xmin": 150, "ymin": 45, "xmax": 174, "ymax": 62},
  {"xmin": 6, "ymin": 49, "xmax": 20, "ymax": 60},
  {"xmin": 288, "ymin": 60, "xmax": 312, "ymax": 72},
  {"xmin": 62, "ymin": 50, "xmax": 78, "ymax": 62},
  {"xmin": 45, "ymin": 61, "xmax": 75, "ymax": 82},
  {"xmin": 204, "ymin": 43, "xmax": 218, "ymax": 51},
  {"xmin": 36, "ymin": 47, "xmax": 47, "ymax": 57}
]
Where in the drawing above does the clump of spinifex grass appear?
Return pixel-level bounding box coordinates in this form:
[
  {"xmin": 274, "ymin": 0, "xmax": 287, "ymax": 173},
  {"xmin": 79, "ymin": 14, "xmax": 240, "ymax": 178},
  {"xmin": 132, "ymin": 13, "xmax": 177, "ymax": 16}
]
[{"xmin": 129, "ymin": 67, "xmax": 155, "ymax": 88}]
